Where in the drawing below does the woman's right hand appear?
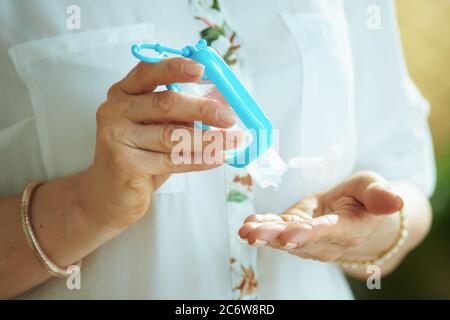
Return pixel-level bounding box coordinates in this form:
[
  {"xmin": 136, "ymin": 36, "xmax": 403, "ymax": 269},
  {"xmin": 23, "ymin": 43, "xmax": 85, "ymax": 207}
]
[{"xmin": 78, "ymin": 58, "xmax": 238, "ymax": 230}]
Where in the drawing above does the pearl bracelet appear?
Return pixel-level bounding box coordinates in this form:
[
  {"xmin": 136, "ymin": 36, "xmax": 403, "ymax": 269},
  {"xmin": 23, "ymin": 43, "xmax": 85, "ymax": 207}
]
[
  {"xmin": 337, "ymin": 208, "xmax": 408, "ymax": 270},
  {"xmin": 21, "ymin": 181, "xmax": 81, "ymax": 278}
]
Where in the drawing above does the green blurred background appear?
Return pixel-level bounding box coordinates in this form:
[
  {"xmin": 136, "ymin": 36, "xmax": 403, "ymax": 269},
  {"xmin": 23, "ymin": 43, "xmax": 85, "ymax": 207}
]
[{"xmin": 348, "ymin": 0, "xmax": 450, "ymax": 299}]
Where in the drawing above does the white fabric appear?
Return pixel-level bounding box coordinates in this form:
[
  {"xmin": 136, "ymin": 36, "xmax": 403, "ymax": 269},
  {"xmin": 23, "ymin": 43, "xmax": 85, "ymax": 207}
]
[{"xmin": 0, "ymin": 0, "xmax": 435, "ymax": 299}]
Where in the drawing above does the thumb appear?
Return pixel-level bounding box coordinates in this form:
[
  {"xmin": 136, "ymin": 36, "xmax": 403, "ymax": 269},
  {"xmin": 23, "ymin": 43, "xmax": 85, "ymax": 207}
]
[{"xmin": 364, "ymin": 182, "xmax": 403, "ymax": 214}]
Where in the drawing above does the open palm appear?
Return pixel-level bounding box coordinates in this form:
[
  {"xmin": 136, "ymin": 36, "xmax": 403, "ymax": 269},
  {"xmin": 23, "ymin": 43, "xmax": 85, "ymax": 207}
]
[{"xmin": 238, "ymin": 171, "xmax": 404, "ymax": 262}]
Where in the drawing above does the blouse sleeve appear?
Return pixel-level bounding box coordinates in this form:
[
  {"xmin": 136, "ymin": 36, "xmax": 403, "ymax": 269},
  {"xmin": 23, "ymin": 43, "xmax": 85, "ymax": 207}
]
[{"xmin": 344, "ymin": 0, "xmax": 436, "ymax": 196}]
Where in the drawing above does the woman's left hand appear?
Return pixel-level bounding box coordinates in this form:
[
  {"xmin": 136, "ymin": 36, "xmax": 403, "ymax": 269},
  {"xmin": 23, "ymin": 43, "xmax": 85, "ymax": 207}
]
[{"xmin": 238, "ymin": 171, "xmax": 404, "ymax": 263}]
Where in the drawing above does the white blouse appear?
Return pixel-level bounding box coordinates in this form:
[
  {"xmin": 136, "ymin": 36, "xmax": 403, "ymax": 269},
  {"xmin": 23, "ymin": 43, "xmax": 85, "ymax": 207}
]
[{"xmin": 0, "ymin": 0, "xmax": 435, "ymax": 299}]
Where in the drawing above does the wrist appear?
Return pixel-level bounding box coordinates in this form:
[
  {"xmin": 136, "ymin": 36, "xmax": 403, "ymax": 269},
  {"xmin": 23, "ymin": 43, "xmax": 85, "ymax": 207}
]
[
  {"xmin": 29, "ymin": 173, "xmax": 124, "ymax": 268},
  {"xmin": 75, "ymin": 169, "xmax": 128, "ymax": 236}
]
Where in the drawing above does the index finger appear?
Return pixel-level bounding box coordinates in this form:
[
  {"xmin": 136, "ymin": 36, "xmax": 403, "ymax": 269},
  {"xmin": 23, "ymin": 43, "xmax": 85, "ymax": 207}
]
[{"xmin": 115, "ymin": 57, "xmax": 205, "ymax": 96}]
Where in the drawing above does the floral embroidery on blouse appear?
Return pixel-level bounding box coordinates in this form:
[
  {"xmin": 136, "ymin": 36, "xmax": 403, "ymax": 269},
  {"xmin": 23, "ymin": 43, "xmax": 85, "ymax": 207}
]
[
  {"xmin": 227, "ymin": 174, "xmax": 253, "ymax": 203},
  {"xmin": 233, "ymin": 174, "xmax": 253, "ymax": 192},
  {"xmin": 190, "ymin": 0, "xmax": 242, "ymax": 65},
  {"xmin": 189, "ymin": 0, "xmax": 258, "ymax": 300},
  {"xmin": 227, "ymin": 189, "xmax": 248, "ymax": 203},
  {"xmin": 230, "ymin": 258, "xmax": 258, "ymax": 300}
]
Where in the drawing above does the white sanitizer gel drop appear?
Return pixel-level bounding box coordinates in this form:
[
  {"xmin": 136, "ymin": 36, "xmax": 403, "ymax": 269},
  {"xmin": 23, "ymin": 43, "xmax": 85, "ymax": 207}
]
[{"xmin": 246, "ymin": 147, "xmax": 288, "ymax": 189}]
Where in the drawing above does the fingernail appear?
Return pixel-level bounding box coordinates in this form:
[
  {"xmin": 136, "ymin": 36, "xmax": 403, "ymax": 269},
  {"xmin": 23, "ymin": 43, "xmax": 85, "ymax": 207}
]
[
  {"xmin": 251, "ymin": 239, "xmax": 267, "ymax": 247},
  {"xmin": 183, "ymin": 62, "xmax": 204, "ymax": 77},
  {"xmin": 310, "ymin": 215, "xmax": 339, "ymax": 227},
  {"xmin": 218, "ymin": 108, "xmax": 237, "ymax": 126},
  {"xmin": 298, "ymin": 223, "xmax": 313, "ymax": 230},
  {"xmin": 282, "ymin": 242, "xmax": 297, "ymax": 250}
]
